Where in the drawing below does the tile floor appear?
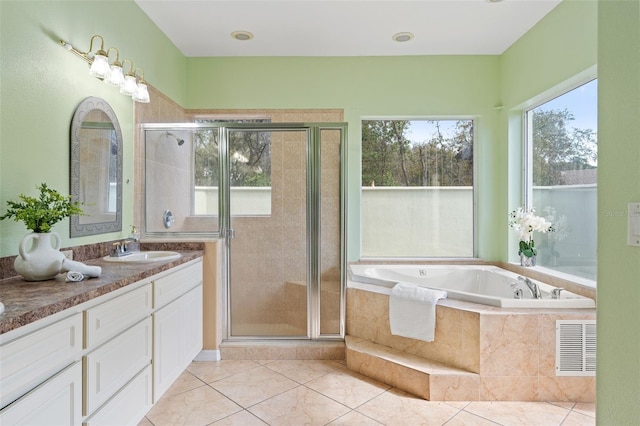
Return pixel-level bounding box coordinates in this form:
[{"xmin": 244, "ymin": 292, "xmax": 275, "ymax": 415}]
[{"xmin": 139, "ymin": 360, "xmax": 596, "ymax": 426}]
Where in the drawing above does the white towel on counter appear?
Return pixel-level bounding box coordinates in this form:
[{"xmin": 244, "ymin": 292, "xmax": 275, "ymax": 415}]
[
  {"xmin": 66, "ymin": 271, "xmax": 85, "ymax": 282},
  {"xmin": 389, "ymin": 283, "xmax": 447, "ymax": 342},
  {"xmin": 61, "ymin": 258, "xmax": 102, "ymax": 278}
]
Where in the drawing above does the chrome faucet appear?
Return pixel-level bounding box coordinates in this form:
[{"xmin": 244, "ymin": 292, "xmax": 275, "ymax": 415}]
[
  {"xmin": 518, "ymin": 276, "xmax": 542, "ymax": 299},
  {"xmin": 111, "ymin": 238, "xmax": 138, "ymax": 257}
]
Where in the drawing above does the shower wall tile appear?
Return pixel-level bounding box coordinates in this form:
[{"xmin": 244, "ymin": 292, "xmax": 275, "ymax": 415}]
[
  {"xmin": 134, "ymin": 85, "xmax": 189, "ymax": 228},
  {"xmin": 283, "ymin": 200, "xmax": 306, "ymax": 227},
  {"xmin": 145, "ymin": 159, "xmax": 192, "ymax": 232},
  {"xmin": 283, "ymin": 171, "xmax": 306, "ymax": 198},
  {"xmin": 320, "ymin": 111, "xmax": 344, "ymax": 122},
  {"xmin": 270, "ymin": 170, "xmax": 284, "ymax": 199}
]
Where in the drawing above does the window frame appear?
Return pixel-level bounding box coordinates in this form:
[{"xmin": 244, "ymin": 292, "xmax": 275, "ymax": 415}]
[
  {"xmin": 522, "ymin": 77, "xmax": 598, "ymax": 285},
  {"xmin": 359, "ymin": 116, "xmax": 477, "ymax": 259}
]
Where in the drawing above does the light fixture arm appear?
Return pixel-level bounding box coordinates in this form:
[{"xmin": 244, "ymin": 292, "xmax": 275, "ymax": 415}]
[
  {"xmin": 121, "ymin": 59, "xmax": 134, "ymax": 75},
  {"xmin": 88, "ymin": 34, "xmax": 106, "ymax": 57},
  {"xmin": 135, "ymin": 67, "xmax": 146, "ymax": 83},
  {"xmin": 106, "ymin": 47, "xmax": 121, "ymax": 67},
  {"xmin": 59, "ymin": 40, "xmax": 92, "ymax": 65}
]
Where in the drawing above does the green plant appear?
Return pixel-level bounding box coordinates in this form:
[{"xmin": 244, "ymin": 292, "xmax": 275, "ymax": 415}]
[{"xmin": 0, "ymin": 183, "xmax": 84, "ymax": 233}]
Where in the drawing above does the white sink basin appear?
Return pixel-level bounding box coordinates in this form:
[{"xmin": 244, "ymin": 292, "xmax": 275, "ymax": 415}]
[{"xmin": 103, "ymin": 251, "xmax": 181, "ymax": 263}]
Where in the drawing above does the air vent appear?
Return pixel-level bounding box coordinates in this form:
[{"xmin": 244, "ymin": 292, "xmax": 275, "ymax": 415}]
[{"xmin": 556, "ymin": 320, "xmax": 596, "ymax": 376}]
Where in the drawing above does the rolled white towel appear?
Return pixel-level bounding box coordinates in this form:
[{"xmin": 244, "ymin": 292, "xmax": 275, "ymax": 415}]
[
  {"xmin": 61, "ymin": 258, "xmax": 102, "ymax": 278},
  {"xmin": 66, "ymin": 271, "xmax": 85, "ymax": 282}
]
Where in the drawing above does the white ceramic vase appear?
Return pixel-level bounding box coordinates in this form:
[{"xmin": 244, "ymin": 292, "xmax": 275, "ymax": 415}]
[{"xmin": 14, "ymin": 231, "xmax": 65, "ymax": 281}]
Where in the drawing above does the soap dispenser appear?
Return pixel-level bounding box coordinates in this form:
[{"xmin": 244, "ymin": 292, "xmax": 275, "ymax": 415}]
[{"xmin": 129, "ymin": 225, "xmax": 141, "ymax": 252}]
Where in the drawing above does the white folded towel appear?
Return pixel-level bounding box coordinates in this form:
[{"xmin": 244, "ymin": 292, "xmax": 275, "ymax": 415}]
[
  {"xmin": 61, "ymin": 258, "xmax": 102, "ymax": 278},
  {"xmin": 389, "ymin": 283, "xmax": 447, "ymax": 342}
]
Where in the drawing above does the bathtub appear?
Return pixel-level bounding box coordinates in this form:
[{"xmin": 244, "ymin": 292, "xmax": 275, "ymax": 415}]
[{"xmin": 348, "ymin": 264, "xmax": 595, "ymax": 309}]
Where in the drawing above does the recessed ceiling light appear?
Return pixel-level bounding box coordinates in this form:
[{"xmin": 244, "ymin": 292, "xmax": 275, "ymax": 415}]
[
  {"xmin": 392, "ymin": 32, "xmax": 414, "ymax": 43},
  {"xmin": 486, "ymin": 0, "xmax": 504, "ymax": 2},
  {"xmin": 231, "ymin": 31, "xmax": 253, "ymax": 41}
]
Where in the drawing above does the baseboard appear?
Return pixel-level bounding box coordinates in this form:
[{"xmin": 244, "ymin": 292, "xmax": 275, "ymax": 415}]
[{"xmin": 193, "ymin": 349, "xmax": 221, "ymax": 361}]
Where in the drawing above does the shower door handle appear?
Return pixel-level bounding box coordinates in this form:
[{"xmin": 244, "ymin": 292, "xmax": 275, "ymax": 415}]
[{"xmin": 225, "ymin": 228, "xmax": 236, "ymax": 239}]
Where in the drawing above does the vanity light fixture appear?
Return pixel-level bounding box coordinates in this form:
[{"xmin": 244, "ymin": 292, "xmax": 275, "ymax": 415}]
[{"xmin": 59, "ymin": 34, "xmax": 151, "ymax": 103}]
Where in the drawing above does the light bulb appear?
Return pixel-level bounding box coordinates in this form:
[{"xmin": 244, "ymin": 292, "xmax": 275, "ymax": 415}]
[
  {"xmin": 120, "ymin": 75, "xmax": 138, "ymax": 96},
  {"xmin": 88, "ymin": 52, "xmax": 109, "ymax": 79},
  {"xmin": 132, "ymin": 82, "xmax": 150, "ymax": 103},
  {"xmin": 104, "ymin": 64, "xmax": 124, "ymax": 87}
]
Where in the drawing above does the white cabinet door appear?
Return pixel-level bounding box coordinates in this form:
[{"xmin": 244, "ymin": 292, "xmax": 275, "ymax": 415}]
[
  {"xmin": 153, "ymin": 299, "xmax": 182, "ymax": 401},
  {"xmin": 0, "ymin": 362, "xmax": 82, "ymax": 426},
  {"xmin": 153, "ymin": 284, "xmax": 203, "ymax": 402},
  {"xmin": 181, "ymin": 285, "xmax": 204, "ymax": 363}
]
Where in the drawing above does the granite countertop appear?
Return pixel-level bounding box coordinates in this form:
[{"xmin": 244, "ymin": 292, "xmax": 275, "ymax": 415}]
[{"xmin": 0, "ymin": 250, "xmax": 203, "ymax": 336}]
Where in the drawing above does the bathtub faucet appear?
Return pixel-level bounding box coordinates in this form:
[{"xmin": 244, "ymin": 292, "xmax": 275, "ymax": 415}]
[{"xmin": 518, "ymin": 276, "xmax": 542, "ymax": 299}]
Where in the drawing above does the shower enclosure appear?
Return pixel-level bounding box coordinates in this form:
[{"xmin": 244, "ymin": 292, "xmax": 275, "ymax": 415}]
[{"xmin": 141, "ymin": 122, "xmax": 347, "ymax": 341}]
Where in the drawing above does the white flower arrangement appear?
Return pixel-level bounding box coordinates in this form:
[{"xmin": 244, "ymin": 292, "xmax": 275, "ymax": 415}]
[{"xmin": 508, "ymin": 207, "xmax": 554, "ymax": 258}]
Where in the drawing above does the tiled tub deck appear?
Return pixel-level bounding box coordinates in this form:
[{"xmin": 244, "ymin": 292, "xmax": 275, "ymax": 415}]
[{"xmin": 345, "ymin": 284, "xmax": 596, "ymax": 402}]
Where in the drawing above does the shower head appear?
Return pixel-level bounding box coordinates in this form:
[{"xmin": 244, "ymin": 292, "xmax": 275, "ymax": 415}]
[{"xmin": 166, "ymin": 131, "xmax": 185, "ymax": 146}]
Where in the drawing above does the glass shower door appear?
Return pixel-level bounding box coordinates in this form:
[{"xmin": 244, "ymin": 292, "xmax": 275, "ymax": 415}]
[
  {"xmin": 223, "ymin": 123, "xmax": 346, "ymax": 340},
  {"xmin": 227, "ymin": 128, "xmax": 309, "ymax": 337}
]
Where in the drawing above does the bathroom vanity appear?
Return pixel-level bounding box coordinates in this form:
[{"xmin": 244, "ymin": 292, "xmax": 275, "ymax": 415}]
[{"xmin": 0, "ymin": 252, "xmax": 203, "ymax": 425}]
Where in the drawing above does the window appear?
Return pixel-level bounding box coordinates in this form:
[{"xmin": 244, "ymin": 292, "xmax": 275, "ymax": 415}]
[
  {"xmin": 524, "ymin": 79, "xmax": 597, "ymax": 281},
  {"xmin": 361, "ymin": 119, "xmax": 474, "ymax": 257}
]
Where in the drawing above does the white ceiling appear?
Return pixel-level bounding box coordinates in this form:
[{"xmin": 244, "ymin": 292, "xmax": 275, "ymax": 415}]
[{"xmin": 135, "ymin": 0, "xmax": 562, "ymax": 57}]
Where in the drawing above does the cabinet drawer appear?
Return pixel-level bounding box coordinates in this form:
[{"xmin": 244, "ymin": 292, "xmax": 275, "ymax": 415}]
[
  {"xmin": 84, "ymin": 317, "xmax": 152, "ymax": 415},
  {"xmin": 0, "ymin": 313, "xmax": 82, "ymax": 409},
  {"xmin": 84, "ymin": 283, "xmax": 151, "ymax": 349},
  {"xmin": 154, "ymin": 260, "xmax": 202, "ymax": 309},
  {"xmin": 83, "ymin": 364, "xmax": 152, "ymax": 426},
  {"xmin": 0, "ymin": 361, "xmax": 82, "ymax": 426}
]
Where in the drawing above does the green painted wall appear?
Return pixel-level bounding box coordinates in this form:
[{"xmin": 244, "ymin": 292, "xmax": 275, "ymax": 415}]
[
  {"xmin": 2, "ymin": 0, "xmax": 638, "ymax": 421},
  {"xmin": 0, "ymin": 0, "xmax": 186, "ymax": 256},
  {"xmin": 186, "ymin": 55, "xmax": 502, "ymax": 261},
  {"xmin": 500, "ymin": 0, "xmax": 598, "ymax": 261},
  {"xmin": 597, "ymin": 1, "xmax": 640, "ymax": 424}
]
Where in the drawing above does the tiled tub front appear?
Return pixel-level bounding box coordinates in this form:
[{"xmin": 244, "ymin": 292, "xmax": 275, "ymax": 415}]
[{"xmin": 346, "ymin": 285, "xmax": 596, "ymax": 402}]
